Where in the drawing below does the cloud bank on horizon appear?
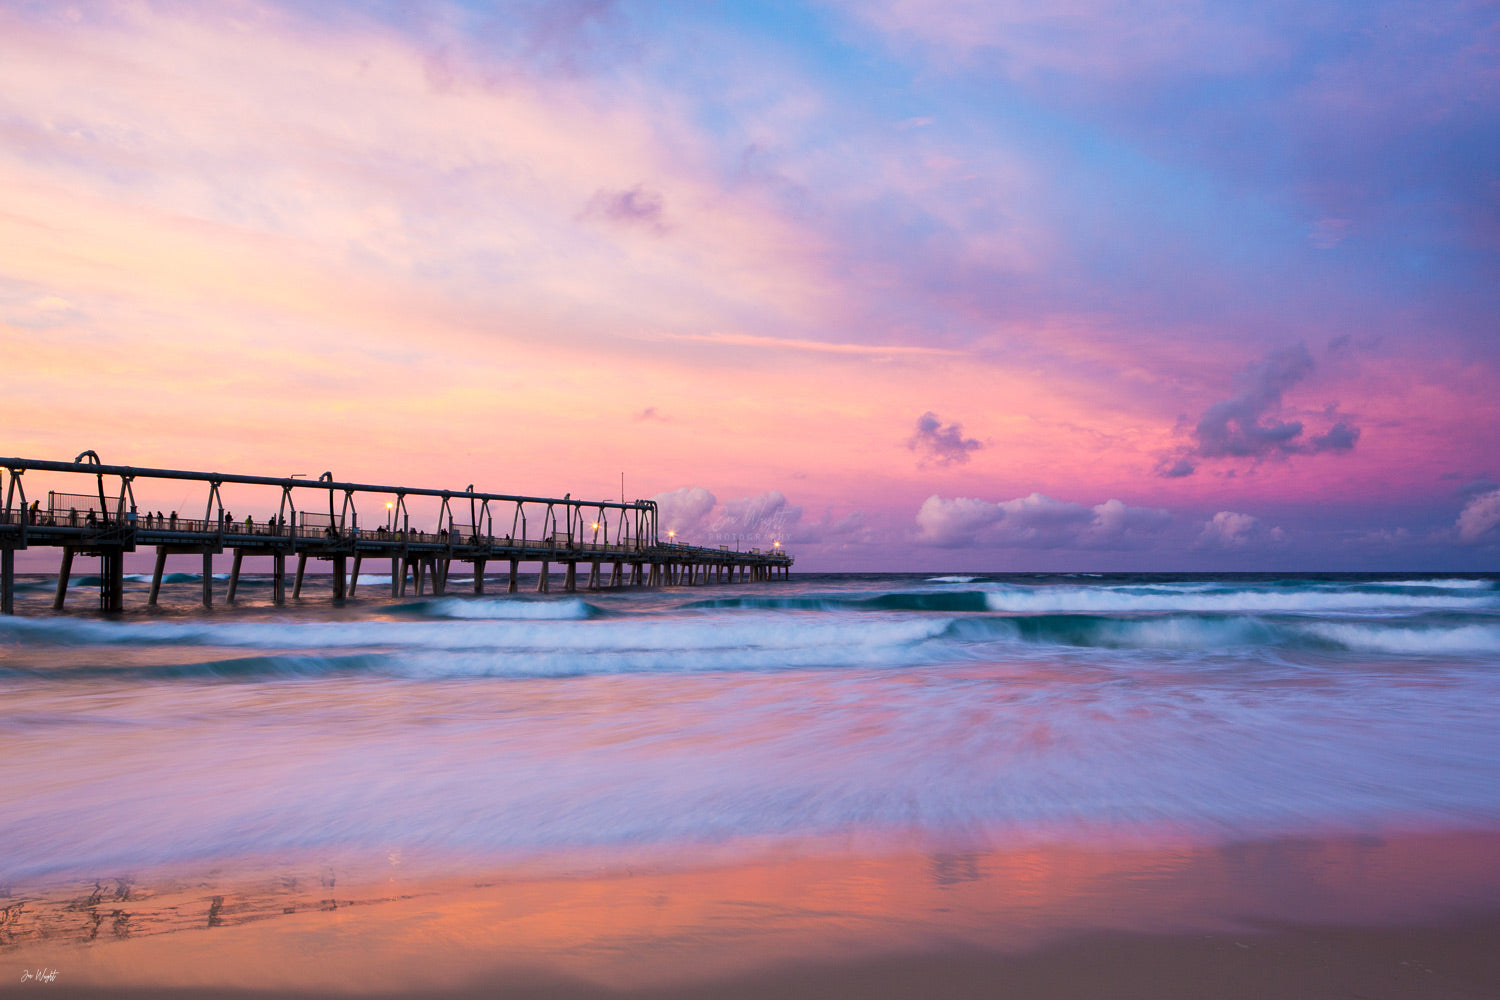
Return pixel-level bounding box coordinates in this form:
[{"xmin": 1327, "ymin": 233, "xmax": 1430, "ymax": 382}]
[{"xmin": 1, "ymin": 0, "xmax": 1496, "ymax": 570}]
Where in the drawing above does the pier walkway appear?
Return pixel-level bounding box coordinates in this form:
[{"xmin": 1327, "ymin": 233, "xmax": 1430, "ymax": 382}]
[{"xmin": 1, "ymin": 452, "xmax": 793, "ymax": 613}]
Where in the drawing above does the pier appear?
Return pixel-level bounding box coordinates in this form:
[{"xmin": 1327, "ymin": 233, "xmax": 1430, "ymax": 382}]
[{"xmin": 0, "ymin": 452, "xmax": 793, "ymax": 613}]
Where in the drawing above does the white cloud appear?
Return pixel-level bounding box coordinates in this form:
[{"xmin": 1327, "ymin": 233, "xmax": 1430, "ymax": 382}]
[
  {"xmin": 709, "ymin": 489, "xmax": 803, "ymax": 544},
  {"xmin": 1456, "ymin": 489, "xmax": 1500, "ymax": 544},
  {"xmin": 1195, "ymin": 510, "xmax": 1261, "ymax": 549},
  {"xmin": 652, "ymin": 486, "xmax": 717, "ymax": 539},
  {"xmin": 652, "ymin": 487, "xmax": 852, "ymax": 548},
  {"xmin": 914, "ymin": 493, "xmax": 1171, "ymax": 549}
]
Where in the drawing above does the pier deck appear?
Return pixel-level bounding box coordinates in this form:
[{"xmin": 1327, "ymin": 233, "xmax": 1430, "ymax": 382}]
[{"xmin": 1, "ymin": 453, "xmax": 792, "ymax": 613}]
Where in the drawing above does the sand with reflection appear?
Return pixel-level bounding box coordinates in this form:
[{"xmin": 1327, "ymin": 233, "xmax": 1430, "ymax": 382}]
[{"xmin": 3, "ymin": 829, "xmax": 1499, "ymax": 997}]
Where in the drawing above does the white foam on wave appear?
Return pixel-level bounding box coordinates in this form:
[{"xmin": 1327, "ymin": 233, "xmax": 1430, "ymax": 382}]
[
  {"xmin": 981, "ymin": 585, "xmax": 1494, "ymax": 614},
  {"xmin": 0, "ymin": 612, "xmax": 955, "ymax": 676},
  {"xmin": 1302, "ymin": 622, "xmax": 1500, "ymax": 655},
  {"xmin": 422, "ymin": 597, "xmax": 594, "ymax": 621},
  {"xmin": 1090, "ymin": 616, "xmax": 1276, "ymax": 650},
  {"xmin": 1366, "ymin": 578, "xmax": 1494, "ymax": 591},
  {"xmin": 926, "ymin": 575, "xmax": 980, "ymax": 583}
]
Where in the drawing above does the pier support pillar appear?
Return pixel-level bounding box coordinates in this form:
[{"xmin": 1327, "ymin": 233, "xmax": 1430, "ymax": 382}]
[
  {"xmin": 508, "ymin": 559, "xmax": 519, "ymax": 594},
  {"xmin": 227, "ymin": 550, "xmax": 244, "ymax": 602},
  {"xmin": 435, "ymin": 557, "xmax": 449, "ymax": 595},
  {"xmin": 99, "ymin": 551, "xmax": 124, "ymax": 613},
  {"xmin": 202, "ymin": 551, "xmax": 213, "ymax": 607},
  {"xmin": 473, "ymin": 559, "xmax": 486, "ymax": 595},
  {"xmin": 53, "ymin": 547, "xmax": 74, "ymax": 610},
  {"xmin": 101, "ymin": 551, "xmax": 124, "ymax": 613},
  {"xmin": 610, "ymin": 562, "xmax": 621, "ymax": 588},
  {"xmin": 273, "ymin": 553, "xmax": 285, "ymax": 605},
  {"xmin": 587, "ymin": 561, "xmax": 600, "ymax": 591},
  {"xmin": 349, "ymin": 555, "xmax": 362, "ymax": 597},
  {"xmin": 332, "ymin": 554, "xmax": 346, "ymax": 601},
  {"xmin": 294, "ymin": 553, "xmax": 307, "ymax": 599},
  {"xmin": 149, "ymin": 547, "xmax": 168, "ymax": 606},
  {"xmin": 564, "ymin": 562, "xmax": 576, "ymax": 593},
  {"xmin": 1, "ymin": 547, "xmax": 12, "ymax": 615},
  {"xmin": 391, "ymin": 556, "xmax": 400, "ymax": 597},
  {"xmin": 414, "ymin": 557, "xmax": 425, "ymax": 596},
  {"xmin": 537, "ymin": 561, "xmax": 550, "ymax": 593}
]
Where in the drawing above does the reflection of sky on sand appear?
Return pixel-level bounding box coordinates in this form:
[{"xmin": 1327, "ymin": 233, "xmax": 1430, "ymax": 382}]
[{"xmin": 8, "ymin": 831, "xmax": 1499, "ymax": 995}]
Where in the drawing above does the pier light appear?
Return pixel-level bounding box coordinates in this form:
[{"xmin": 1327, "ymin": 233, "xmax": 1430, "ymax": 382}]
[
  {"xmin": 668, "ymin": 530, "xmax": 676, "ymax": 543},
  {"xmin": 773, "ymin": 540, "xmax": 781, "ymax": 549},
  {"xmin": 386, "ymin": 501, "xmax": 393, "ymax": 529}
]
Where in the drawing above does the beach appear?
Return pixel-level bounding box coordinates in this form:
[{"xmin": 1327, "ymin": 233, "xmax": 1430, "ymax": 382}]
[
  {"xmin": 6, "ymin": 832, "xmax": 1499, "ymax": 998},
  {"xmin": 3, "ymin": 572, "xmax": 1498, "ymax": 996}
]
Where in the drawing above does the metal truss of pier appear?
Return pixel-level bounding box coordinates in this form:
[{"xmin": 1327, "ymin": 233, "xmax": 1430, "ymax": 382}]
[{"xmin": 0, "ymin": 452, "xmax": 793, "ymax": 613}]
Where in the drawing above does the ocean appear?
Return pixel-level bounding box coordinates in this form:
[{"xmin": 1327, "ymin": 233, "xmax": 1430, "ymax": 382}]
[{"xmin": 3, "ymin": 570, "xmax": 1498, "ymax": 896}]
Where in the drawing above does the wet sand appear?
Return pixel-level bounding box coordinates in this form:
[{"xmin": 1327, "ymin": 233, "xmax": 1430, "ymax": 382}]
[{"xmin": 4, "ymin": 830, "xmax": 1499, "ymax": 998}]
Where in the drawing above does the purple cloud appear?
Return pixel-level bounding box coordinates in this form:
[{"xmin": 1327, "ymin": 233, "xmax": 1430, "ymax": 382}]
[
  {"xmin": 584, "ymin": 184, "xmax": 667, "ymax": 233},
  {"xmin": 1160, "ymin": 344, "xmax": 1361, "ymax": 475},
  {"xmin": 907, "ymin": 411, "xmax": 982, "ymax": 467},
  {"xmin": 1195, "ymin": 344, "xmax": 1314, "ymax": 459}
]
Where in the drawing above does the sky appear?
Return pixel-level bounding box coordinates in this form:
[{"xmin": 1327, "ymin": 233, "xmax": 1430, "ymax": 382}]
[{"xmin": 2, "ymin": 0, "xmax": 1497, "ymax": 571}]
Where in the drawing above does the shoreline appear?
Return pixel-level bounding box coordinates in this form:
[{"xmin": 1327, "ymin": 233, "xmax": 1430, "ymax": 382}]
[
  {"xmin": 5, "ymin": 828, "xmax": 1499, "ymax": 998},
  {"xmin": 13, "ymin": 918, "xmax": 1500, "ymax": 1000}
]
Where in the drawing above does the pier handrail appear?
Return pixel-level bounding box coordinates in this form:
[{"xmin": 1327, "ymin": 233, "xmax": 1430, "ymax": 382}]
[{"xmin": 2, "ymin": 455, "xmax": 661, "ymax": 543}]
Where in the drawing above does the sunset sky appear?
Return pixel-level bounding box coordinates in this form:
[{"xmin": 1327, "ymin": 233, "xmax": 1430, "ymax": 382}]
[{"xmin": 3, "ymin": 1, "xmax": 1497, "ymax": 571}]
